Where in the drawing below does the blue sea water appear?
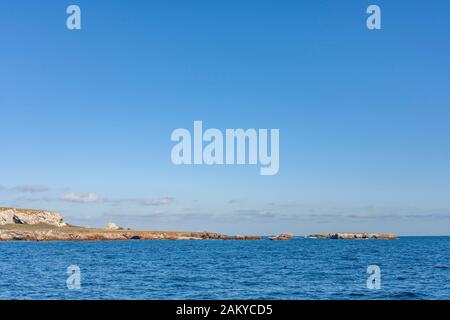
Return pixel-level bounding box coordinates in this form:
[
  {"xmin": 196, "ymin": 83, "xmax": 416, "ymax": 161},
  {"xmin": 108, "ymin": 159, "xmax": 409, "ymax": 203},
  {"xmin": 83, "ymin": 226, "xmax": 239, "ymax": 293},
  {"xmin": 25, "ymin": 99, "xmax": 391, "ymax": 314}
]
[{"xmin": 0, "ymin": 237, "xmax": 449, "ymax": 300}]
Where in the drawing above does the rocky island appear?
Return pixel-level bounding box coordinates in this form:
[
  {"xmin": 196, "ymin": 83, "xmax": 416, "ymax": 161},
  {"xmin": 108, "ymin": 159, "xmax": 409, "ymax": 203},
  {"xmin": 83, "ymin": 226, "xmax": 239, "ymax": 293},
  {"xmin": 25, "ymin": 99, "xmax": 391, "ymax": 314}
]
[
  {"xmin": 306, "ymin": 233, "xmax": 398, "ymax": 240},
  {"xmin": 269, "ymin": 233, "xmax": 294, "ymax": 240},
  {"xmin": 0, "ymin": 207, "xmax": 262, "ymax": 241}
]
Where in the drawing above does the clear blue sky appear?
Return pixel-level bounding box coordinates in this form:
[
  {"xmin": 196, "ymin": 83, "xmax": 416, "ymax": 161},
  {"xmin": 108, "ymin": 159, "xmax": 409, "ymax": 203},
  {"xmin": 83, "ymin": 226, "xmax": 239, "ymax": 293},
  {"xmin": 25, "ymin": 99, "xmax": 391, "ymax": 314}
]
[{"xmin": 1, "ymin": 0, "xmax": 450, "ymax": 235}]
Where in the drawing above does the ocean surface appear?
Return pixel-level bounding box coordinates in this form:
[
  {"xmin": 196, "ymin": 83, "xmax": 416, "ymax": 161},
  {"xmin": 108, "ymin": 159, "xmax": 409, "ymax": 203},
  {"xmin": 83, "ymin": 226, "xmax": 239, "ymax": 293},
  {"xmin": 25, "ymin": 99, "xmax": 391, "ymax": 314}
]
[{"xmin": 0, "ymin": 237, "xmax": 449, "ymax": 300}]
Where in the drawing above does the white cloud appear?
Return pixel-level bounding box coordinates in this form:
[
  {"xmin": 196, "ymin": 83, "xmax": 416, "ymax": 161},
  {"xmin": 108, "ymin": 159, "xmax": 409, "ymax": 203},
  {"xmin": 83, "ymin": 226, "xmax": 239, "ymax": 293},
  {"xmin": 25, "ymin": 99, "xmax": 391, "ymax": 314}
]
[
  {"xmin": 0, "ymin": 185, "xmax": 49, "ymax": 193},
  {"xmin": 12, "ymin": 185, "xmax": 49, "ymax": 193},
  {"xmin": 63, "ymin": 192, "xmax": 99, "ymax": 203},
  {"xmin": 140, "ymin": 197, "xmax": 174, "ymax": 206}
]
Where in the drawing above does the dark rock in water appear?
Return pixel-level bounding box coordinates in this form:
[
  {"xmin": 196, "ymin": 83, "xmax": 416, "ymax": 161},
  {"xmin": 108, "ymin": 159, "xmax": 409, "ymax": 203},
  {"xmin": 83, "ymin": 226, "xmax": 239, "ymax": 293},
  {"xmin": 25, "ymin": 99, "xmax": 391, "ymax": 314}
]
[{"xmin": 130, "ymin": 235, "xmax": 141, "ymax": 240}]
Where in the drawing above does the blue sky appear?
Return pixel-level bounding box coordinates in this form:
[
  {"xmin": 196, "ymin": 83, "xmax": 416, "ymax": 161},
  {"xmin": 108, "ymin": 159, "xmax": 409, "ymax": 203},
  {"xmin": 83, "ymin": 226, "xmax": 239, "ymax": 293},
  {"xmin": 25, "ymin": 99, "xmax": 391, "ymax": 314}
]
[{"xmin": 1, "ymin": 0, "xmax": 450, "ymax": 235}]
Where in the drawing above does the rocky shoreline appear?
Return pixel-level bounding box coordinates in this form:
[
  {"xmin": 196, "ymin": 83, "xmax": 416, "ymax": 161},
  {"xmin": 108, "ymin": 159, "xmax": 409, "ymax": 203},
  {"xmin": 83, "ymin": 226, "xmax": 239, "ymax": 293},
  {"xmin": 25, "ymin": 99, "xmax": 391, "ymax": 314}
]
[
  {"xmin": 0, "ymin": 207, "xmax": 399, "ymax": 242},
  {"xmin": 0, "ymin": 207, "xmax": 263, "ymax": 241},
  {"xmin": 0, "ymin": 225, "xmax": 263, "ymax": 241}
]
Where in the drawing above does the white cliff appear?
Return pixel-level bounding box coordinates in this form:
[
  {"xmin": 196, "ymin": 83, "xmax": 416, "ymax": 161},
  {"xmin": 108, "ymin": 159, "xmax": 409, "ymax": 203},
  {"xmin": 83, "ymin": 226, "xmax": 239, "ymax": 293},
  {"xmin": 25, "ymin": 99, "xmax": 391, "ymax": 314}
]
[{"xmin": 0, "ymin": 207, "xmax": 66, "ymax": 227}]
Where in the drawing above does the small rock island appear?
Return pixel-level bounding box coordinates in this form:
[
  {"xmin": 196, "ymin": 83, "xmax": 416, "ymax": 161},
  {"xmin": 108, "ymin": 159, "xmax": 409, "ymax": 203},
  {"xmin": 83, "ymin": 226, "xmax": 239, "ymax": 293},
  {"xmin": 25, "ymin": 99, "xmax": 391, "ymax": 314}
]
[
  {"xmin": 306, "ymin": 233, "xmax": 398, "ymax": 240},
  {"xmin": 0, "ymin": 207, "xmax": 262, "ymax": 241},
  {"xmin": 269, "ymin": 233, "xmax": 294, "ymax": 240}
]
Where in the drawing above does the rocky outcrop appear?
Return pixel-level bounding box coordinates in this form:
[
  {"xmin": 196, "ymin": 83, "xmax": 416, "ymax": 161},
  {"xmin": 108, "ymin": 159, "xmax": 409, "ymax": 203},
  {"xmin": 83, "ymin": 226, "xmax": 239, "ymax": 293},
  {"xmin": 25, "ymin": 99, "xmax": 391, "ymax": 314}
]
[
  {"xmin": 231, "ymin": 235, "xmax": 264, "ymax": 240},
  {"xmin": 106, "ymin": 222, "xmax": 120, "ymax": 230},
  {"xmin": 306, "ymin": 233, "xmax": 398, "ymax": 240},
  {"xmin": 0, "ymin": 208, "xmax": 66, "ymax": 227},
  {"xmin": 269, "ymin": 233, "xmax": 294, "ymax": 240}
]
